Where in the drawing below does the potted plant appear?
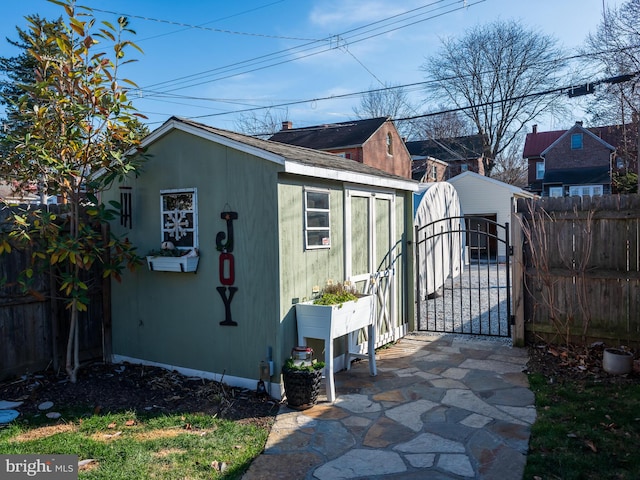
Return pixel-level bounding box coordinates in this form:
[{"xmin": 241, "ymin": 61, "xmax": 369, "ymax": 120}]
[
  {"xmin": 281, "ymin": 353, "xmax": 325, "ymax": 410},
  {"xmin": 146, "ymin": 242, "xmax": 199, "ymax": 273}
]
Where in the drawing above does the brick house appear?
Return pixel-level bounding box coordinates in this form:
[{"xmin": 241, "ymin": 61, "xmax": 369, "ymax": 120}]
[
  {"xmin": 269, "ymin": 117, "xmax": 411, "ymax": 178},
  {"xmin": 523, "ymin": 121, "xmax": 637, "ymax": 197},
  {"xmin": 406, "ymin": 135, "xmax": 486, "ymax": 181}
]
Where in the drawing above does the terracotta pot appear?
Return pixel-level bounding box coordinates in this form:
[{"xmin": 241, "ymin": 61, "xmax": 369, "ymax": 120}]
[{"xmin": 603, "ymin": 348, "xmax": 634, "ymax": 375}]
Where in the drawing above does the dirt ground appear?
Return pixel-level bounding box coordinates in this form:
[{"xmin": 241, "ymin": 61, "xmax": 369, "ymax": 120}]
[
  {"xmin": 526, "ymin": 342, "xmax": 640, "ymax": 386},
  {"xmin": 1, "ymin": 343, "xmax": 637, "ymax": 430},
  {"xmin": 0, "ymin": 361, "xmax": 279, "ymax": 428}
]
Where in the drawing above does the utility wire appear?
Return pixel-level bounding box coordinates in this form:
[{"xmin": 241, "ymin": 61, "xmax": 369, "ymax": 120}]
[
  {"xmin": 90, "ymin": 4, "xmax": 316, "ymax": 42},
  {"xmin": 137, "ymin": 0, "xmax": 480, "ymax": 95}
]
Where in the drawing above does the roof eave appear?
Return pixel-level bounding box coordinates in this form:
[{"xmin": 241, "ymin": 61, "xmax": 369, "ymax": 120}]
[{"xmin": 284, "ymin": 161, "xmax": 418, "ymax": 192}]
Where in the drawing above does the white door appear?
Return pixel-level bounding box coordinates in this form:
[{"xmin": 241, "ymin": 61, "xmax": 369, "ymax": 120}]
[{"xmin": 344, "ymin": 187, "xmax": 402, "ymax": 350}]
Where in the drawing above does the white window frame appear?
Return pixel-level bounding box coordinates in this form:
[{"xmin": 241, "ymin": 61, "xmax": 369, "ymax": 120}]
[
  {"xmin": 160, "ymin": 188, "xmax": 198, "ymax": 249},
  {"xmin": 536, "ymin": 162, "xmax": 545, "ymax": 180},
  {"xmin": 569, "ymin": 185, "xmax": 603, "ymax": 198},
  {"xmin": 549, "ymin": 186, "xmax": 563, "ymax": 197},
  {"xmin": 304, "ymin": 188, "xmax": 331, "ymax": 250},
  {"xmin": 430, "ymin": 165, "xmax": 437, "ymax": 180}
]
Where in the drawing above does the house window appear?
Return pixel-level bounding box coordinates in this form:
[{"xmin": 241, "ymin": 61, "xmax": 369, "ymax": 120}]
[
  {"xmin": 569, "ymin": 185, "xmax": 603, "ymax": 198},
  {"xmin": 160, "ymin": 188, "xmax": 198, "ymax": 249},
  {"xmin": 460, "ymin": 164, "xmax": 469, "ymax": 172},
  {"xmin": 549, "ymin": 186, "xmax": 563, "ymax": 197},
  {"xmin": 571, "ymin": 133, "xmax": 583, "ymax": 150},
  {"xmin": 386, "ymin": 133, "xmax": 393, "ymax": 155},
  {"xmin": 430, "ymin": 165, "xmax": 437, "ymax": 181},
  {"xmin": 304, "ymin": 189, "xmax": 330, "ymax": 249},
  {"xmin": 536, "ymin": 162, "xmax": 545, "ymax": 180},
  {"xmin": 337, "ymin": 152, "xmax": 352, "ymax": 159}
]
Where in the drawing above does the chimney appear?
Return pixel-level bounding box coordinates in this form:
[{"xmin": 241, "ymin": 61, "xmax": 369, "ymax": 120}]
[
  {"xmin": 532, "ymin": 124, "xmax": 537, "ymax": 134},
  {"xmin": 576, "ymin": 120, "xmax": 583, "ymax": 126},
  {"xmin": 282, "ymin": 121, "xmax": 292, "ymax": 131}
]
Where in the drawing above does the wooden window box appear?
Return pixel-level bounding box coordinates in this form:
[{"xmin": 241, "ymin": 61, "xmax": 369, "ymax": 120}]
[{"xmin": 146, "ymin": 255, "xmax": 199, "ymax": 273}]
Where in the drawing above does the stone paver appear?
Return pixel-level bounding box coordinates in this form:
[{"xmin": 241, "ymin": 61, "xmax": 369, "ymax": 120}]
[{"xmin": 242, "ymin": 333, "xmax": 535, "ymax": 480}]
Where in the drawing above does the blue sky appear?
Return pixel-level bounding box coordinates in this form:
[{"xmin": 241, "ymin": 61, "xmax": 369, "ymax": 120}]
[{"xmin": 0, "ymin": 0, "xmax": 622, "ymax": 133}]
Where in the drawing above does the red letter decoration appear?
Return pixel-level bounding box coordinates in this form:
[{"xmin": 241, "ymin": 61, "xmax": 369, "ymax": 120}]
[
  {"xmin": 217, "ymin": 211, "xmax": 238, "ymax": 326},
  {"xmin": 219, "ymin": 252, "xmax": 235, "ymax": 285}
]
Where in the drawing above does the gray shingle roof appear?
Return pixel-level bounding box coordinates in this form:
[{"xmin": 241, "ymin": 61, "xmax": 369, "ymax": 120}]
[{"xmin": 169, "ymin": 117, "xmax": 415, "ymax": 184}]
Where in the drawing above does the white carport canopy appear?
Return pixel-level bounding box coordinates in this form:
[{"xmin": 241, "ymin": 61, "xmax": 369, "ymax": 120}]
[{"xmin": 414, "ymin": 182, "xmax": 464, "ymax": 297}]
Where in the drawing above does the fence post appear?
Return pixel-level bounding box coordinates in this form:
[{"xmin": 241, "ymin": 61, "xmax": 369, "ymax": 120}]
[{"xmin": 511, "ymin": 212, "xmax": 525, "ymax": 347}]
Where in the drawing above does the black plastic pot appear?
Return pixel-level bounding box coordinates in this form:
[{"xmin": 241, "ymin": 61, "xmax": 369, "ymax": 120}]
[{"xmin": 282, "ymin": 368, "xmax": 322, "ymax": 410}]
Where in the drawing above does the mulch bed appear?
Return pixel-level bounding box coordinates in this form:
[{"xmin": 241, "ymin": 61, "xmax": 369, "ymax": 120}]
[
  {"xmin": 526, "ymin": 342, "xmax": 640, "ymax": 385},
  {"xmin": 0, "ymin": 362, "xmax": 280, "ymax": 428}
]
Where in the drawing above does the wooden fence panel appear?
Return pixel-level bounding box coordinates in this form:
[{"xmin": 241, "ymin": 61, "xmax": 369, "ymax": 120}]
[
  {"xmin": 517, "ymin": 194, "xmax": 640, "ymax": 348},
  {"xmin": 0, "ymin": 205, "xmax": 104, "ymax": 379}
]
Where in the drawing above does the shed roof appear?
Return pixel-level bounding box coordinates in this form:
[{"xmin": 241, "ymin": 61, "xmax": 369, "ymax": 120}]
[
  {"xmin": 448, "ymin": 170, "xmax": 535, "ymax": 197},
  {"xmin": 144, "ymin": 117, "xmax": 418, "ymax": 192},
  {"xmin": 268, "ymin": 117, "xmax": 389, "ymax": 150}
]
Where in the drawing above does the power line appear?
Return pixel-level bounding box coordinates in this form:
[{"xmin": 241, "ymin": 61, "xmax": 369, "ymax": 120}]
[
  {"xmin": 134, "ymin": 44, "xmax": 639, "ymax": 122},
  {"xmin": 90, "ymin": 3, "xmax": 315, "ymax": 42},
  {"xmin": 137, "ymin": 0, "xmax": 481, "ymax": 95}
]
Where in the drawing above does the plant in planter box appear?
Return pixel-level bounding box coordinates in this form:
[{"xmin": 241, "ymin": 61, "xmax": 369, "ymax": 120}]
[
  {"xmin": 282, "ymin": 356, "xmax": 325, "ymax": 410},
  {"xmin": 312, "ymin": 282, "xmax": 359, "ymax": 306},
  {"xmin": 295, "ymin": 281, "xmax": 377, "ymax": 402},
  {"xmin": 296, "ymin": 281, "xmax": 375, "ymax": 340},
  {"xmin": 146, "ymin": 242, "xmax": 199, "ymax": 272}
]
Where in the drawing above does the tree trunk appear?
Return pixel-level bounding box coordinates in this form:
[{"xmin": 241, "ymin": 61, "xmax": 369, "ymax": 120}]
[{"xmin": 65, "ymin": 299, "xmax": 79, "ymax": 383}]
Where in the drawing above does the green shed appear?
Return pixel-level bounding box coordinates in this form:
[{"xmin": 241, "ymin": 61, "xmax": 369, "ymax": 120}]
[{"xmin": 106, "ymin": 117, "xmax": 418, "ymax": 398}]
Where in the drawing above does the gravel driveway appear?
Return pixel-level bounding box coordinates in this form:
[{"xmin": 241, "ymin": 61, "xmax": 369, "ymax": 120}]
[{"xmin": 417, "ymin": 261, "xmax": 511, "ymax": 338}]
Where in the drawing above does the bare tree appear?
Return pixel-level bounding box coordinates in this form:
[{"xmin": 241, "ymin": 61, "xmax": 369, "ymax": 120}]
[
  {"xmin": 584, "ymin": 1, "xmax": 640, "ymax": 125},
  {"xmin": 235, "ymin": 108, "xmax": 289, "ymax": 139},
  {"xmin": 352, "ymin": 83, "xmax": 419, "ymax": 139},
  {"xmin": 422, "ymin": 20, "xmax": 566, "ymax": 176},
  {"xmin": 491, "ymin": 135, "xmax": 528, "ymax": 187},
  {"xmin": 413, "ymin": 108, "xmax": 472, "ymax": 141}
]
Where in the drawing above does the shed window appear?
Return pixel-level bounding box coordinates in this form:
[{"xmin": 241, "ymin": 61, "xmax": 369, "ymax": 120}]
[
  {"xmin": 304, "ymin": 189, "xmax": 330, "ymax": 249},
  {"xmin": 160, "ymin": 188, "xmax": 198, "ymax": 249},
  {"xmin": 571, "ymin": 133, "xmax": 583, "ymax": 149}
]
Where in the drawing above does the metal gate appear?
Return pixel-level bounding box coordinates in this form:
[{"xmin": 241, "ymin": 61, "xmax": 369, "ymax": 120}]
[{"xmin": 415, "ymin": 216, "xmax": 511, "ymax": 337}]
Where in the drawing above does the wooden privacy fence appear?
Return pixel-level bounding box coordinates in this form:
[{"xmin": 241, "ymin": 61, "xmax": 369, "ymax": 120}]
[
  {"xmin": 513, "ymin": 195, "xmax": 640, "ymax": 348},
  {"xmin": 0, "ymin": 205, "xmax": 106, "ymax": 380}
]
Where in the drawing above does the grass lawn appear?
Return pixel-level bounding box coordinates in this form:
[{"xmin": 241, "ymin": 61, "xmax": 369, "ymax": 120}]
[
  {"xmin": 524, "ymin": 373, "xmax": 640, "ymax": 480},
  {"xmin": 0, "ymin": 409, "xmax": 269, "ymax": 479}
]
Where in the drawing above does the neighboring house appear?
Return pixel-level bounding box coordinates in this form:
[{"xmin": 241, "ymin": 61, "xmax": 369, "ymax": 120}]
[
  {"xmin": 523, "ymin": 121, "xmax": 637, "ymax": 197},
  {"xmin": 268, "ymin": 117, "xmax": 412, "ymax": 178},
  {"xmin": 0, "ymin": 181, "xmax": 39, "ymax": 204},
  {"xmin": 406, "ymin": 135, "xmax": 487, "ymax": 181},
  {"xmin": 410, "ymin": 156, "xmax": 448, "ymax": 183},
  {"xmin": 105, "ymin": 116, "xmax": 417, "ymax": 398},
  {"xmin": 448, "ymin": 171, "xmax": 535, "ymax": 262}
]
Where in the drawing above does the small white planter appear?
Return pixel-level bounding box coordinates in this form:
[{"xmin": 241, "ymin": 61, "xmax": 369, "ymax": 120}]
[
  {"xmin": 602, "ymin": 348, "xmax": 634, "ymax": 375},
  {"xmin": 295, "ymin": 295, "xmax": 375, "ymax": 340},
  {"xmin": 146, "ymin": 255, "xmax": 199, "ymax": 273}
]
